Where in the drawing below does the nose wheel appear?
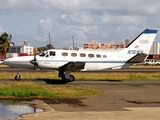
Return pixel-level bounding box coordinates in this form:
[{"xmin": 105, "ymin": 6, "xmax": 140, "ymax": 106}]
[
  {"xmin": 15, "ymin": 74, "xmax": 21, "ymax": 81},
  {"xmin": 15, "ymin": 69, "xmax": 21, "ymax": 81}
]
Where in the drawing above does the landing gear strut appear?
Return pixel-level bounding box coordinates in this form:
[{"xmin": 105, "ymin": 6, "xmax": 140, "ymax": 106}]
[{"xmin": 59, "ymin": 70, "xmax": 75, "ymax": 82}]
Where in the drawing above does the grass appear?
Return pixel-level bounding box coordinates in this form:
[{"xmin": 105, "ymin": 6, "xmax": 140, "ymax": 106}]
[
  {"xmin": 0, "ymin": 82, "xmax": 101, "ymax": 99},
  {"xmin": 1, "ymin": 70, "xmax": 160, "ymax": 80},
  {"xmin": 0, "ymin": 71, "xmax": 59, "ymax": 80},
  {"xmin": 74, "ymin": 72, "xmax": 160, "ymax": 80},
  {"xmin": 1, "ymin": 64, "xmax": 160, "ymax": 80}
]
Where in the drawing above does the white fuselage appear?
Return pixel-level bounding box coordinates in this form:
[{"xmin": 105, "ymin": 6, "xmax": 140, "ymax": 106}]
[{"xmin": 3, "ymin": 49, "xmax": 130, "ymax": 71}]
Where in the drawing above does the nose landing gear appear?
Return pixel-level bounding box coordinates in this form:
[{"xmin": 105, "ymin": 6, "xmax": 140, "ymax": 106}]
[
  {"xmin": 15, "ymin": 69, "xmax": 21, "ymax": 81},
  {"xmin": 15, "ymin": 74, "xmax": 21, "ymax": 81}
]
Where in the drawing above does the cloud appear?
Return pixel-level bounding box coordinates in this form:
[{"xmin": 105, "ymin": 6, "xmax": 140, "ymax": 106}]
[
  {"xmin": 1, "ymin": 0, "xmax": 160, "ymax": 48},
  {"xmin": 100, "ymin": 14, "xmax": 144, "ymax": 26},
  {"xmin": 36, "ymin": 17, "xmax": 94, "ymax": 47},
  {"xmin": 12, "ymin": 30, "xmax": 20, "ymax": 38},
  {"xmin": 41, "ymin": 0, "xmax": 94, "ymax": 11},
  {"xmin": 37, "ymin": 0, "xmax": 160, "ymax": 17},
  {"xmin": 0, "ymin": 0, "xmax": 160, "ymax": 16},
  {"xmin": 0, "ymin": 27, "xmax": 5, "ymax": 34},
  {"xmin": 60, "ymin": 12, "xmax": 94, "ymax": 25},
  {"xmin": 37, "ymin": 18, "xmax": 53, "ymax": 34},
  {"xmin": 0, "ymin": 0, "xmax": 42, "ymax": 12}
]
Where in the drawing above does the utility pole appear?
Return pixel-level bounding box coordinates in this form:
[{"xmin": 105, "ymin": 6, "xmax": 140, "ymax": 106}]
[
  {"xmin": 49, "ymin": 33, "xmax": 51, "ymax": 49},
  {"xmin": 72, "ymin": 36, "xmax": 74, "ymax": 50}
]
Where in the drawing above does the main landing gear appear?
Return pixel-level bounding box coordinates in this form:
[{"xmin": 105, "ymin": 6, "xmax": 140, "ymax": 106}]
[{"xmin": 59, "ymin": 70, "xmax": 75, "ymax": 82}]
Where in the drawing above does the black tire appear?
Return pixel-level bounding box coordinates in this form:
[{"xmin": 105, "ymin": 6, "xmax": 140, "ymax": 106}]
[
  {"xmin": 61, "ymin": 74, "xmax": 75, "ymax": 82},
  {"xmin": 69, "ymin": 75, "xmax": 75, "ymax": 82},
  {"xmin": 15, "ymin": 74, "xmax": 21, "ymax": 81}
]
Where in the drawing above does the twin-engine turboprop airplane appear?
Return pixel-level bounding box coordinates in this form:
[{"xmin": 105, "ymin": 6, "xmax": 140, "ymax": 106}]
[{"xmin": 3, "ymin": 29, "xmax": 158, "ymax": 82}]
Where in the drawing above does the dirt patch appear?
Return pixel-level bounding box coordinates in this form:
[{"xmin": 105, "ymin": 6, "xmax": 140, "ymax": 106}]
[{"xmin": 43, "ymin": 98, "xmax": 87, "ymax": 107}]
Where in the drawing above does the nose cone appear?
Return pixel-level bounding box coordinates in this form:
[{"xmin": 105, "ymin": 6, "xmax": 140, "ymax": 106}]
[
  {"xmin": 3, "ymin": 58, "xmax": 17, "ymax": 67},
  {"xmin": 3, "ymin": 59, "xmax": 11, "ymax": 66},
  {"xmin": 0, "ymin": 60, "xmax": 3, "ymax": 64},
  {"xmin": 3, "ymin": 56, "xmax": 34, "ymax": 68}
]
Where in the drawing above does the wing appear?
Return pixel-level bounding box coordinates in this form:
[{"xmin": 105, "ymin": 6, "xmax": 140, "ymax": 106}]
[{"xmin": 59, "ymin": 62, "xmax": 85, "ymax": 71}]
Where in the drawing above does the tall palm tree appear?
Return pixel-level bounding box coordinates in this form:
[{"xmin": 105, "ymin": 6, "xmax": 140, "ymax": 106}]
[{"xmin": 0, "ymin": 32, "xmax": 11, "ymax": 55}]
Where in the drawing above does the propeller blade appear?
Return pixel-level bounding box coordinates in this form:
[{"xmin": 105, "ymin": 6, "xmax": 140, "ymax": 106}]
[
  {"xmin": 30, "ymin": 55, "xmax": 38, "ymax": 69},
  {"xmin": 34, "ymin": 54, "xmax": 36, "ymax": 61}
]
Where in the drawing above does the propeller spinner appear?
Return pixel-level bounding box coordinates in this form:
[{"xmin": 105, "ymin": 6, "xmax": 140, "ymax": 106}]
[{"xmin": 30, "ymin": 55, "xmax": 38, "ymax": 69}]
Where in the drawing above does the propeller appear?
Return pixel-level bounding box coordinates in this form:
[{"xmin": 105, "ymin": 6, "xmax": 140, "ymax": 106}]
[{"xmin": 30, "ymin": 54, "xmax": 38, "ymax": 69}]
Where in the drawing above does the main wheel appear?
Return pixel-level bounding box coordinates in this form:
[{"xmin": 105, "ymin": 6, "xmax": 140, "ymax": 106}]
[
  {"xmin": 15, "ymin": 74, "xmax": 21, "ymax": 81},
  {"xmin": 61, "ymin": 74, "xmax": 75, "ymax": 82},
  {"xmin": 68, "ymin": 75, "xmax": 75, "ymax": 82}
]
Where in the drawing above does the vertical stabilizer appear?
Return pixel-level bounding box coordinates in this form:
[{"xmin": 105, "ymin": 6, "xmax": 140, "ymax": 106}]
[{"xmin": 119, "ymin": 29, "xmax": 158, "ymax": 58}]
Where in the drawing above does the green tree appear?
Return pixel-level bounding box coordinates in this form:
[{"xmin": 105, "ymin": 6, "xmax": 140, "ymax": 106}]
[
  {"xmin": 37, "ymin": 47, "xmax": 47, "ymax": 52},
  {"xmin": 37, "ymin": 44, "xmax": 54, "ymax": 52},
  {"xmin": 46, "ymin": 44, "xmax": 54, "ymax": 49},
  {"xmin": 0, "ymin": 32, "xmax": 11, "ymax": 55}
]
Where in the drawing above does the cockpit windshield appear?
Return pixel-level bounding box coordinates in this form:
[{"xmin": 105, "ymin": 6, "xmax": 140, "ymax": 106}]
[{"xmin": 38, "ymin": 50, "xmax": 48, "ymax": 57}]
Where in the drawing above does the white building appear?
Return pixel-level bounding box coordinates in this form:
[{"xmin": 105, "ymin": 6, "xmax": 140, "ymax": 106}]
[
  {"xmin": 6, "ymin": 41, "xmax": 34, "ymax": 58},
  {"xmin": 21, "ymin": 41, "xmax": 34, "ymax": 54}
]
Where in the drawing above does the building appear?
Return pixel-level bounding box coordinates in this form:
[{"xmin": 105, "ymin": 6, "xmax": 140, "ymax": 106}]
[
  {"xmin": 20, "ymin": 41, "xmax": 34, "ymax": 55},
  {"xmin": 5, "ymin": 41, "xmax": 34, "ymax": 59},
  {"xmin": 83, "ymin": 39, "xmax": 126, "ymax": 49},
  {"xmin": 148, "ymin": 41, "xmax": 160, "ymax": 59},
  {"xmin": 83, "ymin": 40, "xmax": 99, "ymax": 49}
]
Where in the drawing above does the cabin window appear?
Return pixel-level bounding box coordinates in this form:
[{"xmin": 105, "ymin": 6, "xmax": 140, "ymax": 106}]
[
  {"xmin": 62, "ymin": 52, "xmax": 68, "ymax": 56},
  {"xmin": 103, "ymin": 55, "xmax": 107, "ymax": 58},
  {"xmin": 71, "ymin": 53, "xmax": 77, "ymax": 57},
  {"xmin": 38, "ymin": 50, "xmax": 48, "ymax": 57},
  {"xmin": 96, "ymin": 54, "xmax": 101, "ymax": 58},
  {"xmin": 88, "ymin": 54, "xmax": 94, "ymax": 58},
  {"xmin": 50, "ymin": 51, "xmax": 55, "ymax": 56},
  {"xmin": 80, "ymin": 53, "xmax": 86, "ymax": 57}
]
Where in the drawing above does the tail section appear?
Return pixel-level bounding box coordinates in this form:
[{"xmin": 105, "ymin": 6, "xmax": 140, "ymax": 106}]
[{"xmin": 119, "ymin": 29, "xmax": 158, "ymax": 59}]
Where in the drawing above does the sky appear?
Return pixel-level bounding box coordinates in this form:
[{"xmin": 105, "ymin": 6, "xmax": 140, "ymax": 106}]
[{"xmin": 0, "ymin": 0, "xmax": 160, "ymax": 48}]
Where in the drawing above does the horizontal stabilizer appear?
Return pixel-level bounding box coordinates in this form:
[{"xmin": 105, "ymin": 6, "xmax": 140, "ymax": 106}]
[{"xmin": 126, "ymin": 53, "xmax": 147, "ymax": 63}]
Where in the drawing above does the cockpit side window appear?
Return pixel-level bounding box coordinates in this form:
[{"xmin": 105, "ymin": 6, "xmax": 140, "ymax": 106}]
[
  {"xmin": 38, "ymin": 51, "xmax": 48, "ymax": 57},
  {"xmin": 50, "ymin": 51, "xmax": 56, "ymax": 56}
]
